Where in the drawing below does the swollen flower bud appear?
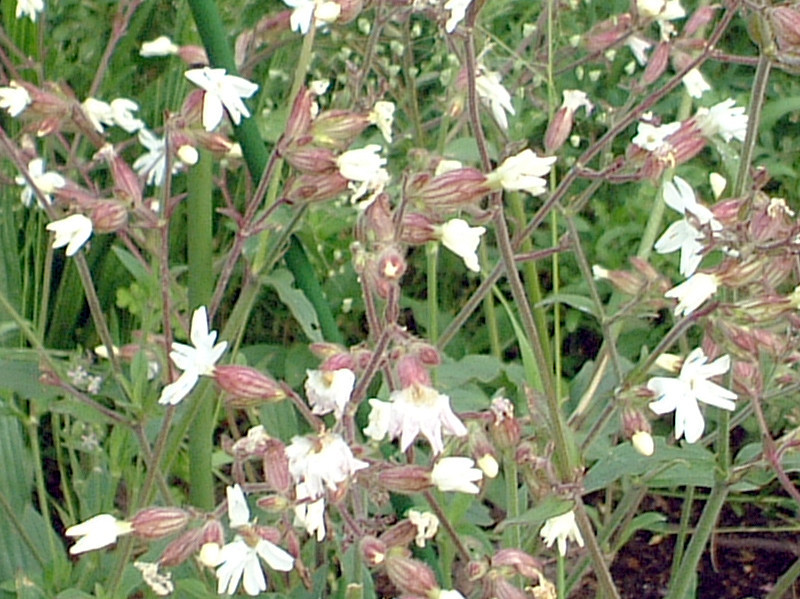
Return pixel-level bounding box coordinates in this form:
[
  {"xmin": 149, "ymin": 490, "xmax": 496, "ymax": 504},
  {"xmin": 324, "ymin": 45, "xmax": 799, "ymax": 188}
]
[
  {"xmin": 132, "ymin": 507, "xmax": 190, "ymax": 539},
  {"xmin": 384, "ymin": 549, "xmax": 439, "ymax": 597},
  {"xmin": 360, "ymin": 535, "xmax": 387, "ymax": 566},
  {"xmin": 214, "ymin": 365, "xmax": 286, "ymax": 406},
  {"xmin": 641, "ymin": 42, "xmax": 670, "ymax": 86},
  {"xmin": 377, "ymin": 465, "xmax": 432, "ymax": 494},
  {"xmin": 90, "ymin": 200, "xmax": 128, "ymax": 233}
]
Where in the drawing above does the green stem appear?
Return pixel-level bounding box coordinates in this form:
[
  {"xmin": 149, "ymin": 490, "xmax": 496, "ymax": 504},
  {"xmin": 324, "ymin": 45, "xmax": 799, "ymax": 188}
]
[
  {"xmin": 764, "ymin": 556, "xmax": 800, "ymax": 599},
  {"xmin": 187, "ymin": 149, "xmax": 215, "ymax": 510},
  {"xmin": 426, "ymin": 242, "xmax": 439, "ymax": 345},
  {"xmin": 734, "ymin": 53, "xmax": 770, "ymax": 199}
]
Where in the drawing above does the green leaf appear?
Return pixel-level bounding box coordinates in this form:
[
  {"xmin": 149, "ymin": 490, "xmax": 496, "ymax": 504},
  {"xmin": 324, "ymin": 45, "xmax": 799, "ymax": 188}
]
[
  {"xmin": 263, "ymin": 268, "xmax": 323, "ymax": 343},
  {"xmin": 500, "ymin": 495, "xmax": 574, "ymax": 530}
]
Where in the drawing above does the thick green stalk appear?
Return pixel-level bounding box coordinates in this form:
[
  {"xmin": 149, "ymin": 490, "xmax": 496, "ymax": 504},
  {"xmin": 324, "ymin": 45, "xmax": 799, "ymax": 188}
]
[
  {"xmin": 426, "ymin": 242, "xmax": 439, "ymax": 345},
  {"xmin": 187, "ymin": 150, "xmax": 215, "ymax": 509}
]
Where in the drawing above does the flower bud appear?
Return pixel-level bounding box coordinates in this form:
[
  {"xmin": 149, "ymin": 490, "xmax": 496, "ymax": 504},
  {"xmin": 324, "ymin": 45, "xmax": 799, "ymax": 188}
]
[
  {"xmin": 631, "ymin": 430, "xmax": 655, "ymax": 457},
  {"xmin": 282, "ymin": 172, "xmax": 350, "ymax": 204},
  {"xmin": 132, "ymin": 507, "xmax": 190, "ymax": 539},
  {"xmin": 584, "ymin": 14, "xmax": 632, "ymax": 53},
  {"xmin": 477, "ymin": 453, "xmax": 499, "ymax": 478},
  {"xmin": 283, "ymin": 144, "xmax": 338, "ymax": 174},
  {"xmin": 256, "ymin": 494, "xmax": 290, "ymax": 512},
  {"xmin": 397, "ymin": 355, "xmax": 432, "ymax": 388},
  {"xmin": 377, "ymin": 247, "xmax": 406, "ymax": 282},
  {"xmin": 491, "ymin": 548, "xmax": 543, "ymax": 579},
  {"xmin": 360, "ymin": 535, "xmax": 387, "ymax": 566},
  {"xmin": 466, "ymin": 557, "xmax": 490, "ymax": 581},
  {"xmin": 377, "ymin": 465, "xmax": 432, "ymax": 494},
  {"xmin": 379, "ymin": 519, "xmax": 418, "ymax": 548},
  {"xmin": 641, "ymin": 42, "xmax": 670, "ymax": 86},
  {"xmin": 214, "ymin": 365, "xmax": 286, "ymax": 406},
  {"xmin": 90, "ymin": 200, "xmax": 128, "ymax": 233},
  {"xmin": 684, "ymin": 5, "xmax": 719, "ymax": 37},
  {"xmin": 485, "ymin": 576, "xmax": 529, "ymax": 599},
  {"xmin": 544, "ymin": 107, "xmax": 573, "ymax": 153},
  {"xmin": 282, "ymin": 88, "xmax": 315, "ymax": 146},
  {"xmin": 769, "ymin": 5, "xmax": 800, "ymax": 52},
  {"xmin": 404, "ymin": 168, "xmax": 489, "ymax": 211},
  {"xmin": 159, "ymin": 527, "xmax": 204, "ymax": 567},
  {"xmin": 310, "ymin": 110, "xmax": 371, "ymax": 150},
  {"xmin": 335, "ymin": 0, "xmax": 364, "ymax": 23},
  {"xmin": 263, "ymin": 438, "xmax": 292, "ymax": 493},
  {"xmin": 384, "ymin": 549, "xmax": 439, "ymax": 597},
  {"xmin": 98, "ymin": 144, "xmax": 142, "ymax": 205},
  {"xmin": 177, "ymin": 45, "xmax": 209, "ymax": 66}
]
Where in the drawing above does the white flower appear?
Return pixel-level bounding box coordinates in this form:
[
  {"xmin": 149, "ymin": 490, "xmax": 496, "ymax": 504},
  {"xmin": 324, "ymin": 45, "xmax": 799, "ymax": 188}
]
[
  {"xmin": 305, "ymin": 368, "xmax": 355, "ymax": 418},
  {"xmin": 438, "ymin": 219, "xmax": 486, "ymax": 272},
  {"xmin": 227, "ymin": 483, "xmax": 251, "ymax": 528},
  {"xmin": 158, "ymin": 306, "xmax": 227, "ymax": 405},
  {"xmin": 694, "ymin": 99, "xmax": 748, "ymax": 143},
  {"xmin": 632, "ymin": 120, "xmax": 681, "ymax": 151},
  {"xmin": 65, "ymin": 514, "xmax": 133, "ymax": 554},
  {"xmin": 134, "ymin": 561, "xmax": 174, "ymax": 596},
  {"xmin": 110, "ymin": 98, "xmax": 145, "ymax": 132},
  {"xmin": 184, "ymin": 67, "xmax": 259, "ymax": 131},
  {"xmin": 293, "ymin": 481, "xmax": 326, "ymax": 541},
  {"xmin": 133, "ymin": 129, "xmax": 174, "ymax": 187},
  {"xmin": 437, "ymin": 591, "xmax": 466, "ymax": 599},
  {"xmin": 46, "ymin": 214, "xmax": 93, "ymax": 257},
  {"xmin": 430, "ymin": 457, "xmax": 483, "ymax": 494},
  {"xmin": 336, "ymin": 144, "xmax": 390, "ymax": 202},
  {"xmin": 632, "ymin": 430, "xmax": 655, "ymax": 456},
  {"xmin": 654, "ymin": 176, "xmax": 722, "ymax": 277},
  {"xmin": 664, "ymin": 272, "xmax": 719, "ymax": 316},
  {"xmin": 540, "ymin": 510, "xmax": 584, "ymax": 556},
  {"xmin": 0, "ymin": 81, "xmax": 31, "ymax": 117},
  {"xmin": 444, "ymin": 0, "xmax": 472, "ymax": 32},
  {"xmin": 408, "ymin": 509, "xmax": 439, "ymax": 547},
  {"xmin": 648, "ymin": 347, "xmax": 736, "ymax": 443},
  {"xmin": 488, "ymin": 149, "xmax": 557, "ymax": 196},
  {"xmin": 16, "ymin": 158, "xmax": 65, "ymax": 207},
  {"xmin": 562, "ymin": 89, "xmax": 593, "ymax": 115},
  {"xmin": 285, "ymin": 432, "xmax": 369, "ymax": 499},
  {"xmin": 626, "ymin": 35, "xmax": 652, "ymax": 66},
  {"xmin": 363, "ymin": 397, "xmax": 393, "ymax": 441},
  {"xmin": 682, "ymin": 68, "xmax": 711, "ymax": 99},
  {"xmin": 283, "ymin": 0, "xmax": 341, "ymax": 35},
  {"xmin": 476, "ymin": 68, "xmax": 515, "ymax": 131},
  {"xmin": 140, "ymin": 36, "xmax": 179, "ymax": 57},
  {"xmin": 16, "ymin": 0, "xmax": 43, "ymax": 22},
  {"xmin": 637, "ymin": 0, "xmax": 685, "ymax": 20},
  {"xmin": 369, "ymin": 100, "xmax": 395, "ymax": 143},
  {"xmin": 377, "ymin": 384, "xmax": 467, "ymax": 454},
  {"xmin": 216, "ymin": 536, "xmax": 294, "ymax": 596},
  {"xmin": 709, "ymin": 172, "xmax": 726, "ymax": 199},
  {"xmin": 82, "ymin": 98, "xmax": 114, "ymax": 133}
]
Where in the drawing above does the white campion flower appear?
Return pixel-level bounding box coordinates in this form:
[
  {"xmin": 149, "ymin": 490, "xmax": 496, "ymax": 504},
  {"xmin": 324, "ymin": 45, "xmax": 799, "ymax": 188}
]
[
  {"xmin": 367, "ymin": 384, "xmax": 467, "ymax": 455},
  {"xmin": 369, "ymin": 100, "xmax": 395, "ymax": 143},
  {"xmin": 16, "ymin": 158, "xmax": 65, "ymax": 207},
  {"xmin": 283, "ymin": 0, "xmax": 341, "ymax": 35},
  {"xmin": 46, "ymin": 214, "xmax": 93, "ymax": 257},
  {"xmin": 184, "ymin": 67, "xmax": 259, "ymax": 131},
  {"xmin": 664, "ymin": 272, "xmax": 719, "ymax": 316},
  {"xmin": 140, "ymin": 36, "xmax": 179, "ymax": 57},
  {"xmin": 682, "ymin": 68, "xmax": 711, "ymax": 99},
  {"xmin": 133, "ymin": 129, "xmax": 191, "ymax": 186},
  {"xmin": 16, "ymin": 0, "xmax": 43, "ymax": 22},
  {"xmin": 0, "ymin": 81, "xmax": 31, "ymax": 117},
  {"xmin": 438, "ymin": 219, "xmax": 486, "ymax": 272},
  {"xmin": 110, "ymin": 98, "xmax": 145, "ymax": 133},
  {"xmin": 444, "ymin": 0, "xmax": 472, "ymax": 33},
  {"xmin": 336, "ymin": 144, "xmax": 390, "ymax": 202},
  {"xmin": 626, "ymin": 35, "xmax": 652, "ymax": 66},
  {"xmin": 134, "ymin": 561, "xmax": 174, "ymax": 596},
  {"xmin": 562, "ymin": 89, "xmax": 593, "ymax": 115},
  {"xmin": 65, "ymin": 514, "xmax": 133, "ymax": 555},
  {"xmin": 285, "ymin": 432, "xmax": 369, "ymax": 499},
  {"xmin": 430, "ymin": 457, "xmax": 483, "ymax": 494},
  {"xmin": 709, "ymin": 172, "xmax": 727, "ymax": 199},
  {"xmin": 82, "ymin": 98, "xmax": 114, "ymax": 133},
  {"xmin": 293, "ymin": 481, "xmax": 326, "ymax": 541},
  {"xmin": 304, "ymin": 368, "xmax": 355, "ymax": 418},
  {"xmin": 540, "ymin": 510, "xmax": 584, "ymax": 556},
  {"xmin": 654, "ymin": 176, "xmax": 722, "ymax": 277},
  {"xmin": 407, "ymin": 509, "xmax": 439, "ymax": 547},
  {"xmin": 158, "ymin": 306, "xmax": 227, "ymax": 405},
  {"xmin": 637, "ymin": 0, "xmax": 685, "ymax": 20},
  {"xmin": 632, "ymin": 120, "xmax": 681, "ymax": 151},
  {"xmin": 647, "ymin": 348, "xmax": 736, "ymax": 443},
  {"xmin": 487, "ymin": 149, "xmax": 557, "ymax": 196},
  {"xmin": 694, "ymin": 99, "xmax": 748, "ymax": 143},
  {"xmin": 437, "ymin": 591, "xmax": 467, "ymax": 599},
  {"xmin": 476, "ymin": 67, "xmax": 515, "ymax": 131}
]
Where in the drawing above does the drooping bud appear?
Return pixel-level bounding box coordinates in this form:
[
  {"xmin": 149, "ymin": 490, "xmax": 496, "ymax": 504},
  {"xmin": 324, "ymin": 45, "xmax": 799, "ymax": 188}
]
[
  {"xmin": 544, "ymin": 106, "xmax": 573, "ymax": 153},
  {"xmin": 263, "ymin": 438, "xmax": 292, "ymax": 493},
  {"xmin": 584, "ymin": 14, "xmax": 633, "ymax": 54},
  {"xmin": 90, "ymin": 200, "xmax": 128, "ymax": 233},
  {"xmin": 377, "ymin": 464, "xmax": 432, "ymax": 494},
  {"xmin": 491, "ymin": 548, "xmax": 543, "ymax": 579},
  {"xmin": 404, "ymin": 168, "xmax": 490, "ymax": 211},
  {"xmin": 159, "ymin": 527, "xmax": 204, "ymax": 567},
  {"xmin": 641, "ymin": 42, "xmax": 670, "ymax": 86},
  {"xmin": 310, "ymin": 110, "xmax": 371, "ymax": 150},
  {"xmin": 214, "ymin": 365, "xmax": 286, "ymax": 406},
  {"xmin": 384, "ymin": 549, "xmax": 439, "ymax": 597},
  {"xmin": 360, "ymin": 535, "xmax": 387, "ymax": 566},
  {"xmin": 132, "ymin": 507, "xmax": 190, "ymax": 539},
  {"xmin": 379, "ymin": 519, "xmax": 418, "ymax": 548},
  {"xmin": 282, "ymin": 171, "xmax": 350, "ymax": 204},
  {"xmin": 397, "ymin": 354, "xmax": 432, "ymax": 388}
]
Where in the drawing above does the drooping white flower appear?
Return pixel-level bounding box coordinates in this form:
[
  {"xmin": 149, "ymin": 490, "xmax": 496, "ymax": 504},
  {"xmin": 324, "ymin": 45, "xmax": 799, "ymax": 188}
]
[
  {"xmin": 632, "ymin": 120, "xmax": 681, "ymax": 151},
  {"xmin": 647, "ymin": 347, "xmax": 736, "ymax": 443},
  {"xmin": 293, "ymin": 481, "xmax": 326, "ymax": 541},
  {"xmin": 16, "ymin": 158, "xmax": 65, "ymax": 207},
  {"xmin": 682, "ymin": 68, "xmax": 711, "ymax": 99},
  {"xmin": 285, "ymin": 432, "xmax": 369, "ymax": 499},
  {"xmin": 336, "ymin": 144, "xmax": 390, "ymax": 202},
  {"xmin": 408, "ymin": 509, "xmax": 439, "ymax": 547},
  {"xmin": 373, "ymin": 384, "xmax": 467, "ymax": 454},
  {"xmin": 110, "ymin": 98, "xmax": 145, "ymax": 132},
  {"xmin": 540, "ymin": 510, "xmax": 584, "ymax": 556},
  {"xmin": 430, "ymin": 457, "xmax": 483, "ymax": 493},
  {"xmin": 363, "ymin": 397, "xmax": 393, "ymax": 442},
  {"xmin": 133, "ymin": 129, "xmax": 172, "ymax": 187},
  {"xmin": 134, "ymin": 561, "xmax": 174, "ymax": 596},
  {"xmin": 444, "ymin": 0, "xmax": 472, "ymax": 33},
  {"xmin": 694, "ymin": 99, "xmax": 748, "ymax": 143},
  {"xmin": 664, "ymin": 272, "xmax": 719, "ymax": 316},
  {"xmin": 488, "ymin": 149, "xmax": 557, "ymax": 196},
  {"xmin": 626, "ymin": 35, "xmax": 652, "ymax": 66},
  {"xmin": 438, "ymin": 219, "xmax": 486, "ymax": 272},
  {"xmin": 476, "ymin": 67, "xmax": 515, "ymax": 131},
  {"xmin": 158, "ymin": 306, "xmax": 227, "ymax": 405},
  {"xmin": 66, "ymin": 514, "xmax": 133, "ymax": 554},
  {"xmin": 0, "ymin": 81, "xmax": 31, "ymax": 117},
  {"xmin": 282, "ymin": 0, "xmax": 341, "ymax": 35},
  {"xmin": 561, "ymin": 89, "xmax": 593, "ymax": 115},
  {"xmin": 369, "ymin": 100, "xmax": 395, "ymax": 143},
  {"xmin": 140, "ymin": 36, "xmax": 179, "ymax": 57},
  {"xmin": 46, "ymin": 214, "xmax": 93, "ymax": 257},
  {"xmin": 655, "ymin": 176, "xmax": 722, "ymax": 277},
  {"xmin": 82, "ymin": 98, "xmax": 114, "ymax": 133},
  {"xmin": 709, "ymin": 172, "xmax": 727, "ymax": 199},
  {"xmin": 637, "ymin": 0, "xmax": 685, "ymax": 20},
  {"xmin": 305, "ymin": 368, "xmax": 355, "ymax": 418},
  {"xmin": 16, "ymin": 0, "xmax": 43, "ymax": 22},
  {"xmin": 184, "ymin": 67, "xmax": 259, "ymax": 131}
]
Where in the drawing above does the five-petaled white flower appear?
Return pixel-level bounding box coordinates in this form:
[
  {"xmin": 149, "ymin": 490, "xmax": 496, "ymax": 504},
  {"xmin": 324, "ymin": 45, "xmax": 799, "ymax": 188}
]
[
  {"xmin": 283, "ymin": 0, "xmax": 341, "ymax": 35},
  {"xmin": 408, "ymin": 509, "xmax": 439, "ymax": 547},
  {"xmin": 293, "ymin": 481, "xmax": 327, "ymax": 541},
  {"xmin": 438, "ymin": 219, "xmax": 486, "ymax": 272},
  {"xmin": 540, "ymin": 509, "xmax": 584, "ymax": 556},
  {"xmin": 682, "ymin": 68, "xmax": 711, "ymax": 99},
  {"xmin": 476, "ymin": 67, "xmax": 515, "ymax": 131},
  {"xmin": 369, "ymin": 100, "xmax": 395, "ymax": 143},
  {"xmin": 47, "ymin": 214, "xmax": 93, "ymax": 256},
  {"xmin": 16, "ymin": 0, "xmax": 43, "ymax": 22},
  {"xmin": 655, "ymin": 176, "xmax": 722, "ymax": 277},
  {"xmin": 158, "ymin": 306, "xmax": 227, "ymax": 405},
  {"xmin": 305, "ymin": 367, "xmax": 355, "ymax": 418},
  {"xmin": 216, "ymin": 485, "xmax": 294, "ymax": 596},
  {"xmin": 694, "ymin": 99, "xmax": 748, "ymax": 143},
  {"xmin": 336, "ymin": 144, "xmax": 390, "ymax": 202},
  {"xmin": 632, "ymin": 120, "xmax": 681, "ymax": 152},
  {"xmin": 184, "ymin": 67, "xmax": 259, "ymax": 132},
  {"xmin": 16, "ymin": 158, "xmax": 66, "ymax": 207},
  {"xmin": 365, "ymin": 384, "xmax": 467, "ymax": 455},
  {"xmin": 665, "ymin": 272, "xmax": 719, "ymax": 316},
  {"xmin": 0, "ymin": 81, "xmax": 31, "ymax": 117},
  {"xmin": 133, "ymin": 129, "xmax": 174, "ymax": 187},
  {"xmin": 66, "ymin": 513, "xmax": 133, "ymax": 555},
  {"xmin": 444, "ymin": 0, "xmax": 472, "ymax": 32},
  {"xmin": 647, "ymin": 347, "xmax": 736, "ymax": 443},
  {"xmin": 430, "ymin": 457, "xmax": 483, "ymax": 494},
  {"xmin": 285, "ymin": 432, "xmax": 369, "ymax": 499},
  {"xmin": 140, "ymin": 36, "xmax": 179, "ymax": 57},
  {"xmin": 488, "ymin": 149, "xmax": 557, "ymax": 197}
]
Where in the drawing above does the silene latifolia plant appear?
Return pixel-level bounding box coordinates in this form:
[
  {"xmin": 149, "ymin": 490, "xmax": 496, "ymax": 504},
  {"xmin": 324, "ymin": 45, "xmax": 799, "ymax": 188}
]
[{"xmin": 3, "ymin": 0, "xmax": 800, "ymax": 597}]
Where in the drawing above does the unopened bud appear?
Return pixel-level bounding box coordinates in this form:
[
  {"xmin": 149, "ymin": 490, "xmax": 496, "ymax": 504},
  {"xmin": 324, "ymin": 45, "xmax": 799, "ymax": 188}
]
[
  {"xmin": 397, "ymin": 355, "xmax": 432, "ymax": 388},
  {"xmin": 177, "ymin": 45, "xmax": 208, "ymax": 66},
  {"xmin": 544, "ymin": 107, "xmax": 573, "ymax": 153},
  {"xmin": 770, "ymin": 5, "xmax": 800, "ymax": 52},
  {"xmin": 684, "ymin": 6, "xmax": 719, "ymax": 37},
  {"xmin": 466, "ymin": 557, "xmax": 490, "ymax": 581},
  {"xmin": 90, "ymin": 200, "xmax": 128, "ymax": 233},
  {"xmin": 377, "ymin": 465, "xmax": 432, "ymax": 494},
  {"xmin": 132, "ymin": 507, "xmax": 190, "ymax": 539},
  {"xmin": 256, "ymin": 494, "xmax": 290, "ymax": 512},
  {"xmin": 197, "ymin": 542, "xmax": 222, "ymax": 568},
  {"xmin": 310, "ymin": 110, "xmax": 371, "ymax": 150},
  {"xmin": 284, "ymin": 145, "xmax": 338, "ymax": 174},
  {"xmin": 263, "ymin": 438, "xmax": 292, "ymax": 493},
  {"xmin": 404, "ymin": 168, "xmax": 489, "ymax": 210},
  {"xmin": 214, "ymin": 365, "xmax": 286, "ymax": 406},
  {"xmin": 641, "ymin": 42, "xmax": 670, "ymax": 86},
  {"xmin": 491, "ymin": 548, "xmax": 543, "ymax": 579},
  {"xmin": 177, "ymin": 144, "xmax": 198, "ymax": 165},
  {"xmin": 360, "ymin": 535, "xmax": 387, "ymax": 566},
  {"xmin": 379, "ymin": 519, "xmax": 418, "ymax": 548},
  {"xmin": 384, "ymin": 549, "xmax": 438, "ymax": 597},
  {"xmin": 378, "ymin": 247, "xmax": 406, "ymax": 281},
  {"xmin": 159, "ymin": 527, "xmax": 204, "ymax": 567},
  {"xmin": 631, "ymin": 430, "xmax": 655, "ymax": 456},
  {"xmin": 477, "ymin": 453, "xmax": 499, "ymax": 478},
  {"xmin": 283, "ymin": 172, "xmax": 350, "ymax": 204}
]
